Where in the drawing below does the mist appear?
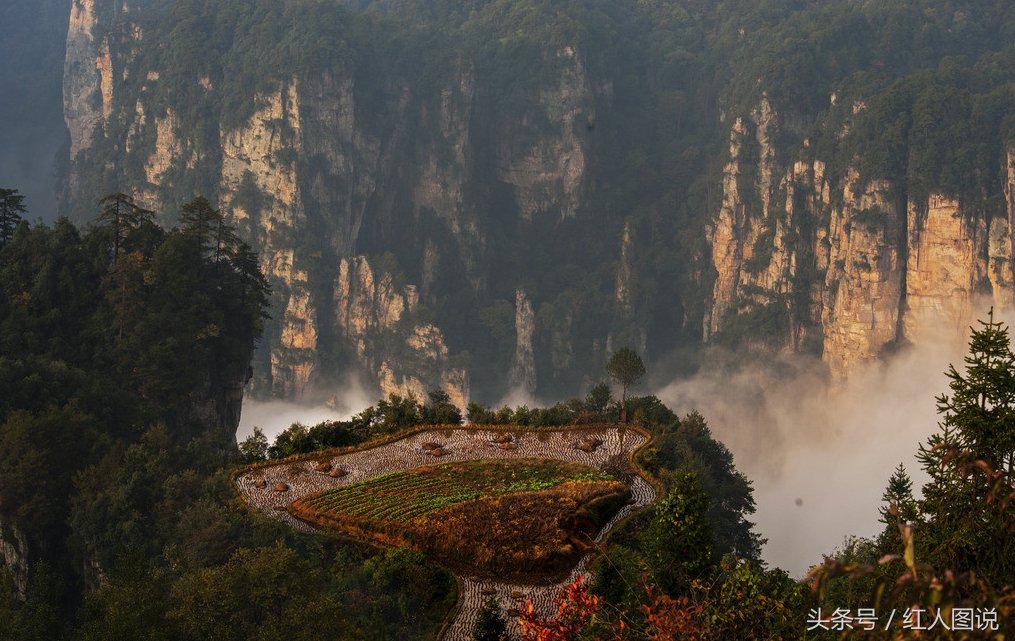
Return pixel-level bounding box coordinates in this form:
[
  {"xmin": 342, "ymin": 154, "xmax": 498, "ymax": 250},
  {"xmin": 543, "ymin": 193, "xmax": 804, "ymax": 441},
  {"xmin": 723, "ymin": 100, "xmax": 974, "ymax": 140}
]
[
  {"xmin": 236, "ymin": 377, "xmax": 375, "ymax": 443},
  {"xmin": 655, "ymin": 317, "xmax": 994, "ymax": 577}
]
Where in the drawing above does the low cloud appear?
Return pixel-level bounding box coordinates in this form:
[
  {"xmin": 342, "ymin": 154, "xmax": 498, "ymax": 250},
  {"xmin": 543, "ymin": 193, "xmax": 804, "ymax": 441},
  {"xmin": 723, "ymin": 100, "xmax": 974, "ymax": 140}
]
[
  {"xmin": 236, "ymin": 375, "xmax": 375, "ymax": 443},
  {"xmin": 654, "ymin": 321, "xmax": 989, "ymax": 576}
]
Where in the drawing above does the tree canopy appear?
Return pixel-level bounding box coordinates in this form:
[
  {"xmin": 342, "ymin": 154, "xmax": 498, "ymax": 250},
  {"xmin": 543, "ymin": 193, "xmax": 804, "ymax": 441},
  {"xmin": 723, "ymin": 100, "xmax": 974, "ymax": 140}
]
[{"xmin": 606, "ymin": 347, "xmax": 645, "ymax": 422}]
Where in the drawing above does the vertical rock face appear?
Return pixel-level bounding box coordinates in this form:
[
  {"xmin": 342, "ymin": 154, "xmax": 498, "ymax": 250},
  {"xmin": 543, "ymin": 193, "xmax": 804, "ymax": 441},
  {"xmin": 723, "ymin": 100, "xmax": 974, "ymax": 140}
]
[
  {"xmin": 497, "ymin": 47, "xmax": 590, "ymax": 221},
  {"xmin": 510, "ymin": 289, "xmax": 537, "ymax": 396},
  {"xmin": 64, "ymin": 0, "xmax": 103, "ymax": 159},
  {"xmin": 615, "ymin": 220, "xmax": 635, "ymax": 312},
  {"xmin": 336, "ymin": 257, "xmax": 468, "ymax": 406},
  {"xmin": 0, "ymin": 518, "xmax": 29, "ymax": 598},
  {"xmin": 218, "ymin": 83, "xmax": 319, "ymax": 398},
  {"xmin": 706, "ymin": 97, "xmax": 800, "ymax": 351},
  {"xmin": 63, "ymin": 8, "xmax": 602, "ymax": 403},
  {"xmin": 903, "ymin": 195, "xmax": 989, "ymax": 344},
  {"xmin": 820, "ymin": 172, "xmax": 903, "ymax": 378},
  {"xmin": 706, "ymin": 94, "xmax": 1015, "ymax": 378}
]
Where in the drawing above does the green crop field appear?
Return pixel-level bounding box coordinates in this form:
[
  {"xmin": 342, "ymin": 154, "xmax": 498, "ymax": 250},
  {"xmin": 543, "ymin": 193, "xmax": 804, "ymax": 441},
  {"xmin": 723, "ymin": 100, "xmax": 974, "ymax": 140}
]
[
  {"xmin": 290, "ymin": 458, "xmax": 630, "ymax": 581},
  {"xmin": 299, "ymin": 459, "xmax": 613, "ymax": 524}
]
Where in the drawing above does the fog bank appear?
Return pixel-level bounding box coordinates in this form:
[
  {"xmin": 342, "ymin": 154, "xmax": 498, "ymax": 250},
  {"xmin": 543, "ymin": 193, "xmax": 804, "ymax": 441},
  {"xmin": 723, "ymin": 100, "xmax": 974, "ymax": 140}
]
[
  {"xmin": 656, "ymin": 329, "xmax": 979, "ymax": 577},
  {"xmin": 236, "ymin": 378, "xmax": 374, "ymax": 443}
]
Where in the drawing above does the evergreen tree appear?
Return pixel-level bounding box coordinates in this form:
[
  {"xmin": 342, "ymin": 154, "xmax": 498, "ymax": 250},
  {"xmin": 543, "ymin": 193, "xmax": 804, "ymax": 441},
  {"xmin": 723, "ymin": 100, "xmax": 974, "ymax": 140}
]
[
  {"xmin": 179, "ymin": 196, "xmax": 238, "ymax": 265},
  {"xmin": 0, "ymin": 188, "xmax": 26, "ymax": 246},
  {"xmin": 878, "ymin": 463, "xmax": 918, "ymax": 527},
  {"xmin": 934, "ymin": 308, "xmax": 1015, "ymax": 473},
  {"xmin": 916, "ymin": 309, "xmax": 1015, "ymax": 585},
  {"xmin": 471, "ymin": 596, "xmax": 509, "ymax": 641},
  {"xmin": 876, "ymin": 462, "xmax": 919, "ymax": 553},
  {"xmin": 96, "ymin": 192, "xmax": 154, "ymax": 261}
]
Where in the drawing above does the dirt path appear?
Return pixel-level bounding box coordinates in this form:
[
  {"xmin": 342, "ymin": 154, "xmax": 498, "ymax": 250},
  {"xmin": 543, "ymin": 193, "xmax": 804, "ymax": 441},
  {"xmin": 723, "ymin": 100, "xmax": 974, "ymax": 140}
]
[{"xmin": 235, "ymin": 427, "xmax": 656, "ymax": 640}]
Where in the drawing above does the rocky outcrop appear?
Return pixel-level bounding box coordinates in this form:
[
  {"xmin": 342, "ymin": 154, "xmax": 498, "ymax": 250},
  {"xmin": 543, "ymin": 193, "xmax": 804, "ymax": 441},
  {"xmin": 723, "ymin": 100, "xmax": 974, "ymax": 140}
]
[
  {"xmin": 497, "ymin": 47, "xmax": 590, "ymax": 222},
  {"xmin": 706, "ymin": 94, "xmax": 1015, "ymax": 378},
  {"xmin": 336, "ymin": 256, "xmax": 417, "ymax": 354},
  {"xmin": 336, "ymin": 257, "xmax": 468, "ymax": 407},
  {"xmin": 903, "ymin": 195, "xmax": 988, "ymax": 344},
  {"xmin": 706, "ymin": 97, "xmax": 796, "ymax": 343},
  {"xmin": 819, "ymin": 172, "xmax": 904, "ymax": 377},
  {"xmin": 64, "ymin": 0, "xmax": 104, "ymax": 159},
  {"xmin": 0, "ymin": 517, "xmax": 29, "ymax": 598},
  {"xmin": 509, "ymin": 289, "xmax": 537, "ymax": 396},
  {"xmin": 217, "ymin": 83, "xmax": 318, "ymax": 397}
]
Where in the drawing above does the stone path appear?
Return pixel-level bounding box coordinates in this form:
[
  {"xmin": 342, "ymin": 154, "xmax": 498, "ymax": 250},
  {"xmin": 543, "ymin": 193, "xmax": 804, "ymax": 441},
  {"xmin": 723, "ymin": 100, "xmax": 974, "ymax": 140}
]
[{"xmin": 235, "ymin": 427, "xmax": 657, "ymax": 640}]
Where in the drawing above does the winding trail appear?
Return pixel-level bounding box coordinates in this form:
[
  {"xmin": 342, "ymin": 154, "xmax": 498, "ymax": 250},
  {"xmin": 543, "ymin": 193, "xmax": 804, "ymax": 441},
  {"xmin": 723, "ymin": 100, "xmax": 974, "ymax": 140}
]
[{"xmin": 235, "ymin": 427, "xmax": 656, "ymax": 641}]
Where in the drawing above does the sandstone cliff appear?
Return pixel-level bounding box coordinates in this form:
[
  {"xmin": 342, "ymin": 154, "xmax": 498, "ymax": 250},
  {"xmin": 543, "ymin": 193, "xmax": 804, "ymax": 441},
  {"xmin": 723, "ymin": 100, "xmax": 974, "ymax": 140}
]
[
  {"xmin": 706, "ymin": 96, "xmax": 1015, "ymax": 378},
  {"xmin": 64, "ymin": 17, "xmax": 603, "ymax": 403},
  {"xmin": 61, "ymin": 2, "xmax": 1015, "ymax": 400}
]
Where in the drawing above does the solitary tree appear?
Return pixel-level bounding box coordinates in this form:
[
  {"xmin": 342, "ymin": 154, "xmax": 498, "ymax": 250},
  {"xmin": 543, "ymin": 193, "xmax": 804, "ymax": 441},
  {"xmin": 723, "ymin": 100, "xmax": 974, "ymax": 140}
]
[
  {"xmin": 606, "ymin": 347, "xmax": 645, "ymax": 423},
  {"xmin": 472, "ymin": 596, "xmax": 509, "ymax": 641},
  {"xmin": 0, "ymin": 188, "xmax": 27, "ymax": 246}
]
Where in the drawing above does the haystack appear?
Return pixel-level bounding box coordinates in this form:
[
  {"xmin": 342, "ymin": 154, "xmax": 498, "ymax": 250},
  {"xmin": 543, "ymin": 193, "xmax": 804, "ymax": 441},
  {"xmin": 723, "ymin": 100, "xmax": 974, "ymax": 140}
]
[
  {"xmin": 314, "ymin": 461, "xmax": 332, "ymax": 473},
  {"xmin": 254, "ymin": 478, "xmax": 267, "ymax": 489},
  {"xmin": 274, "ymin": 482, "xmax": 289, "ymax": 492},
  {"xmin": 328, "ymin": 467, "xmax": 348, "ymax": 478}
]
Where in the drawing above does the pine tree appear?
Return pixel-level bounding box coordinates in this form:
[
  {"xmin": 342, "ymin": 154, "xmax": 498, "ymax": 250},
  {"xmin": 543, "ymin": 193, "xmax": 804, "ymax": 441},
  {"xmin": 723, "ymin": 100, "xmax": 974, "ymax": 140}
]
[
  {"xmin": 915, "ymin": 309, "xmax": 1015, "ymax": 584},
  {"xmin": 96, "ymin": 192, "xmax": 153, "ymax": 260},
  {"xmin": 876, "ymin": 463, "xmax": 919, "ymax": 553},
  {"xmin": 878, "ymin": 463, "xmax": 917, "ymax": 527},
  {"xmin": 934, "ymin": 307, "xmax": 1015, "ymax": 473},
  {"xmin": 0, "ymin": 188, "xmax": 27, "ymax": 246},
  {"xmin": 471, "ymin": 596, "xmax": 509, "ymax": 641}
]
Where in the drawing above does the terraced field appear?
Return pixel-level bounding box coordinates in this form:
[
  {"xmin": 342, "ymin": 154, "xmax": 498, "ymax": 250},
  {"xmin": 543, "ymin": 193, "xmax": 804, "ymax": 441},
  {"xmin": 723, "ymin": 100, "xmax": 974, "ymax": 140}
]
[
  {"xmin": 292, "ymin": 460, "xmax": 628, "ymax": 580},
  {"xmin": 235, "ymin": 427, "xmax": 656, "ymax": 641}
]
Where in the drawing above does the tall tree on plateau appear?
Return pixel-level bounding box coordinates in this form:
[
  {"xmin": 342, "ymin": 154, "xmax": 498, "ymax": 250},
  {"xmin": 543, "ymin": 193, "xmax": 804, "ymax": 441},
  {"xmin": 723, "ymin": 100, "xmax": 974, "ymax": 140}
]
[
  {"xmin": 179, "ymin": 195, "xmax": 238, "ymax": 265},
  {"xmin": 96, "ymin": 192, "xmax": 153, "ymax": 260},
  {"xmin": 607, "ymin": 347, "xmax": 645, "ymax": 423},
  {"xmin": 0, "ymin": 188, "xmax": 26, "ymax": 246}
]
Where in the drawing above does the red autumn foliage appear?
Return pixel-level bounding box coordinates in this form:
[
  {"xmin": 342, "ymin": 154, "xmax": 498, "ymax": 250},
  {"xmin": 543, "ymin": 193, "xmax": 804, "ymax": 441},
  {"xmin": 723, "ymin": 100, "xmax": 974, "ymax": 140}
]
[{"xmin": 519, "ymin": 576, "xmax": 600, "ymax": 641}]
